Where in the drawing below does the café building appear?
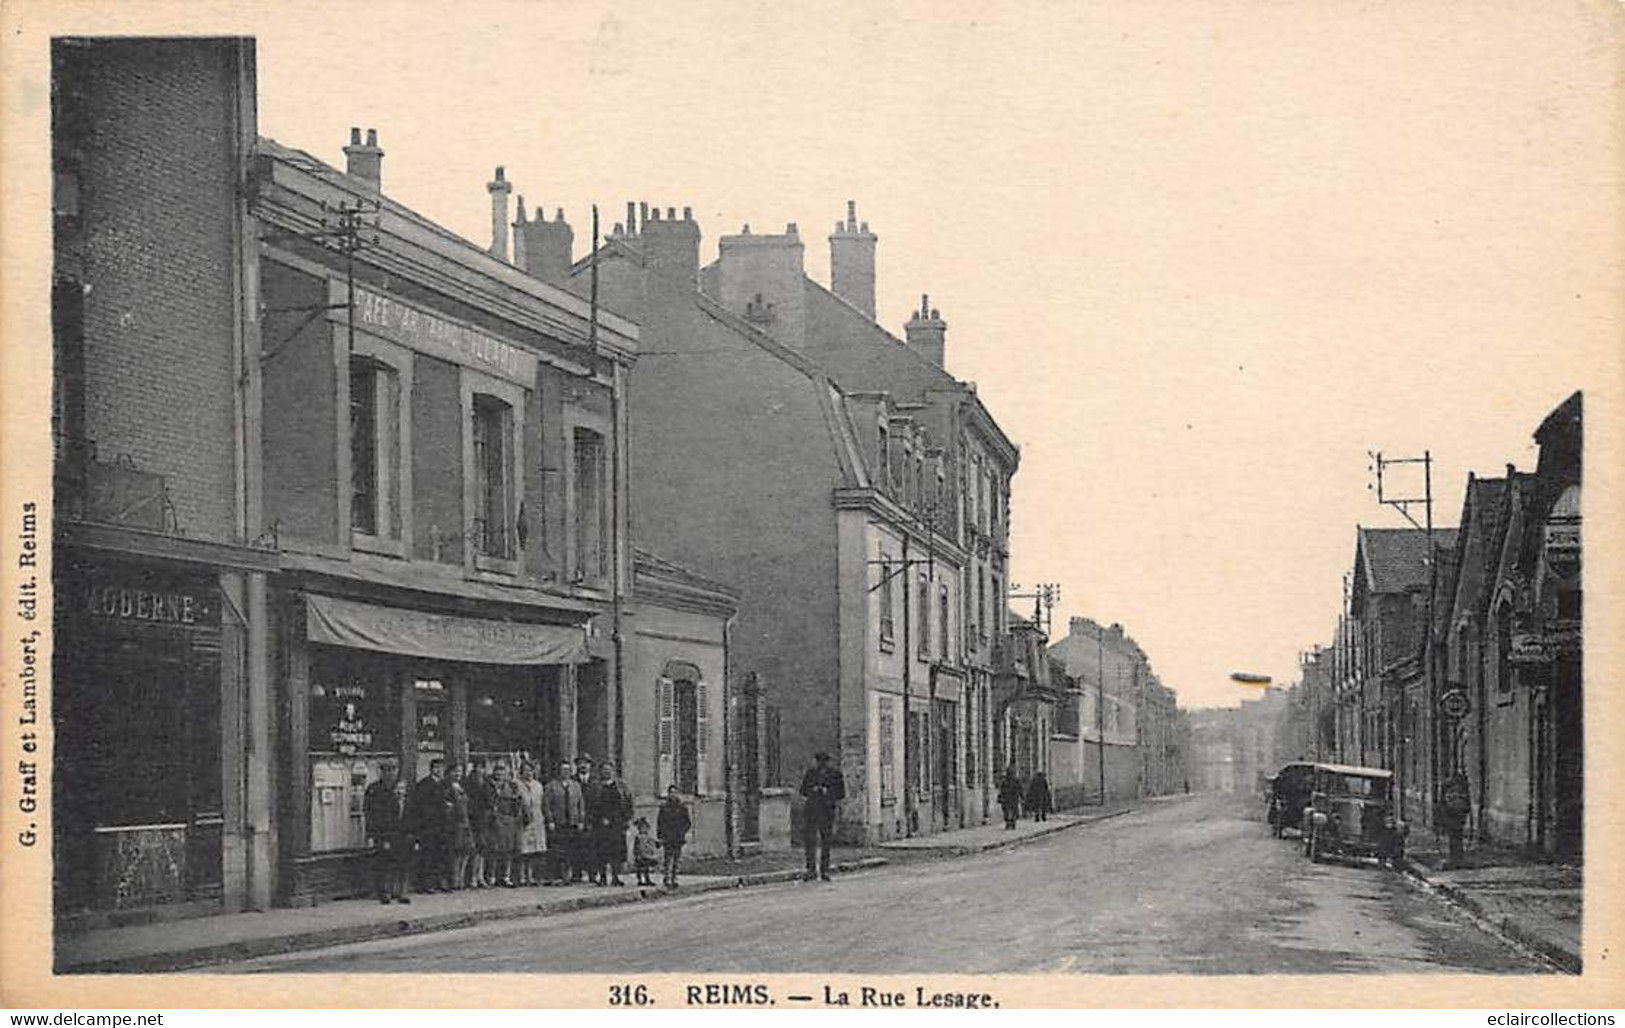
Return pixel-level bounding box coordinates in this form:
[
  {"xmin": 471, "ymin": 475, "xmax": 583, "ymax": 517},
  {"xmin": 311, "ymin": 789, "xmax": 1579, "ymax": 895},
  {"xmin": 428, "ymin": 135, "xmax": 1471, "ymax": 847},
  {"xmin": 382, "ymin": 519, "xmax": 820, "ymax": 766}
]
[{"xmin": 251, "ymin": 133, "xmax": 640, "ymax": 902}]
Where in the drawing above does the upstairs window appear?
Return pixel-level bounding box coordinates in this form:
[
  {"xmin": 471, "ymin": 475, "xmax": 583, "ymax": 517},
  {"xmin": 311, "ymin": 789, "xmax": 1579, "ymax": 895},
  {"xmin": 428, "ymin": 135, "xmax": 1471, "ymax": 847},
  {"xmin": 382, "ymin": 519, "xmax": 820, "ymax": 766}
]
[
  {"xmin": 917, "ymin": 574, "xmax": 931, "ymax": 657},
  {"xmin": 939, "ymin": 584, "xmax": 951, "ymax": 661},
  {"xmin": 350, "ymin": 356, "xmax": 401, "ymax": 541},
  {"xmin": 573, "ymin": 428, "xmax": 608, "ymax": 582},
  {"xmin": 877, "ymin": 422, "xmax": 891, "ymax": 491},
  {"xmin": 877, "ymin": 555, "xmax": 896, "ymax": 649},
  {"xmin": 472, "ymin": 394, "xmax": 515, "ymax": 561}
]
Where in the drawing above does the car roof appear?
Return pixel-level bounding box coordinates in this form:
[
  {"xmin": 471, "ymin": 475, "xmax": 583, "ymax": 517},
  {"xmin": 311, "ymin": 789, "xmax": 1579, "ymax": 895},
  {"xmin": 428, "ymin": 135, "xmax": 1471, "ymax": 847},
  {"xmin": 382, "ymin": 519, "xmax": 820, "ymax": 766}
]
[{"xmin": 1314, "ymin": 762, "xmax": 1394, "ymax": 779}]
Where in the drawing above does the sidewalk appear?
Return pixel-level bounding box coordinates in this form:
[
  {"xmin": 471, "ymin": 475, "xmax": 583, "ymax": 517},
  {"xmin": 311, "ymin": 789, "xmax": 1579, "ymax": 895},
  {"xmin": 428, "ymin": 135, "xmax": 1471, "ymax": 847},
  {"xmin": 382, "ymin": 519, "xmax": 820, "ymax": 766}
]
[
  {"xmin": 57, "ymin": 859, "xmax": 883, "ymax": 975},
  {"xmin": 878, "ymin": 802, "xmax": 1138, "ymax": 854},
  {"xmin": 1400, "ymin": 843, "xmax": 1582, "ymax": 974},
  {"xmin": 58, "ymin": 804, "xmax": 1142, "ymax": 974}
]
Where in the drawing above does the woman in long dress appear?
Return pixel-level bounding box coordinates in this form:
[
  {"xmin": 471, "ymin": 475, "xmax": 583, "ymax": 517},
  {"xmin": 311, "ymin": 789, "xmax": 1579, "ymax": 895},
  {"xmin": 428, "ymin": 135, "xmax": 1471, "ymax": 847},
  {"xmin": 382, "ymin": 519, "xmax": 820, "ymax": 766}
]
[{"xmin": 516, "ymin": 760, "xmax": 548, "ymax": 886}]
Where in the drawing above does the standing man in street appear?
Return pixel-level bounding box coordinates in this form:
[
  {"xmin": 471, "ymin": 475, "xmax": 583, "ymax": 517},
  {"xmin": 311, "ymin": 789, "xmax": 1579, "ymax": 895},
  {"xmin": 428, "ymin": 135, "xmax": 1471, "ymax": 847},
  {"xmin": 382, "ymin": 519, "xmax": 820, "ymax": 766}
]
[
  {"xmin": 590, "ymin": 759, "xmax": 635, "ymax": 887},
  {"xmin": 799, "ymin": 751, "xmax": 845, "ymax": 882},
  {"xmin": 1440, "ymin": 769, "xmax": 1473, "ymax": 869},
  {"xmin": 409, "ymin": 758, "xmax": 451, "ymax": 893},
  {"xmin": 363, "ymin": 762, "xmax": 402, "ymax": 903},
  {"xmin": 542, "ymin": 759, "xmax": 584, "ymax": 886}
]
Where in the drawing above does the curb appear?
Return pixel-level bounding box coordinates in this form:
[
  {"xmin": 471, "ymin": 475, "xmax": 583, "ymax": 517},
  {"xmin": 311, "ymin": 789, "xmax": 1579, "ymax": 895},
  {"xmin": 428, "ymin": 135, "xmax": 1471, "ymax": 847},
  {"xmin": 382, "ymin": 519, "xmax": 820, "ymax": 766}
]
[
  {"xmin": 879, "ymin": 806, "xmax": 1136, "ymax": 857},
  {"xmin": 1396, "ymin": 857, "xmax": 1581, "ymax": 975},
  {"xmin": 60, "ymin": 857, "xmax": 892, "ymax": 975},
  {"xmin": 65, "ymin": 806, "xmax": 1140, "ymax": 974}
]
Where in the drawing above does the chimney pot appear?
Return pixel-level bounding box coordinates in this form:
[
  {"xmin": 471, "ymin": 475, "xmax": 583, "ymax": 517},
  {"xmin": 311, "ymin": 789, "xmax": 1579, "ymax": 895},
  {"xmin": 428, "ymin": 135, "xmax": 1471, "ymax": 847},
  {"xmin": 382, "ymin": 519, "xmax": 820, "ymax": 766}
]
[
  {"xmin": 626, "ymin": 201, "xmax": 637, "ymax": 236},
  {"xmin": 344, "ymin": 126, "xmax": 384, "ymax": 192},
  {"xmin": 651, "ymin": 208, "xmax": 662, "ymax": 221},
  {"xmin": 846, "ymin": 199, "xmax": 857, "ymax": 226},
  {"xmin": 639, "ymin": 201, "xmax": 650, "ymax": 228},
  {"xmin": 555, "ymin": 207, "xmax": 565, "ymax": 221},
  {"xmin": 683, "ymin": 206, "xmax": 693, "ymax": 221},
  {"xmin": 667, "ymin": 206, "xmax": 677, "ymax": 220},
  {"xmin": 786, "ymin": 222, "xmax": 798, "ymax": 235}
]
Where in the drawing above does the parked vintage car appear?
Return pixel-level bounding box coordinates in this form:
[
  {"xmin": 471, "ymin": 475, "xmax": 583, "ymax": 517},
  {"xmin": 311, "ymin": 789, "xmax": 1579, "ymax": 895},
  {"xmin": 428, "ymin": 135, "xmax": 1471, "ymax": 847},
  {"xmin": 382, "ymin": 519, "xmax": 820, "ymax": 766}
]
[
  {"xmin": 1301, "ymin": 763, "xmax": 1406, "ymax": 865},
  {"xmin": 1266, "ymin": 761, "xmax": 1318, "ymax": 838}
]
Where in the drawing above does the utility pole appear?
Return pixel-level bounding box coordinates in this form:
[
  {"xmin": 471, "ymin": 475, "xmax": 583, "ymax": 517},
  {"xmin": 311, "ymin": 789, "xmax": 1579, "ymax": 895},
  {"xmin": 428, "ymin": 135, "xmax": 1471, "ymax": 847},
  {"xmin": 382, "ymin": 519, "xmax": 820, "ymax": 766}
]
[
  {"xmin": 1008, "ymin": 582, "xmax": 1061, "ymax": 638},
  {"xmin": 1368, "ymin": 449, "xmax": 1434, "ymax": 823},
  {"xmin": 1096, "ymin": 621, "xmax": 1107, "ymax": 806}
]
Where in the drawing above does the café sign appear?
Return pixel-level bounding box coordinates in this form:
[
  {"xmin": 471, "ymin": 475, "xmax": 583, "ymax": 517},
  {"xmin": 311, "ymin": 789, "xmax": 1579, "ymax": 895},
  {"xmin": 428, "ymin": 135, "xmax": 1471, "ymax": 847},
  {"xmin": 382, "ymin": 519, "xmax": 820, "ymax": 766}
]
[{"xmin": 343, "ymin": 284, "xmax": 538, "ymax": 387}]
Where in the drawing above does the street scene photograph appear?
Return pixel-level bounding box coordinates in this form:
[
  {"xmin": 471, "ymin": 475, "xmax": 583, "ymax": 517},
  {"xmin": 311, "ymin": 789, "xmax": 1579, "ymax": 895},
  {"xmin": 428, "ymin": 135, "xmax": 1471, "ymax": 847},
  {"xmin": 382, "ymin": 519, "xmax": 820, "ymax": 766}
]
[{"xmin": 3, "ymin": 0, "xmax": 1619, "ymax": 1006}]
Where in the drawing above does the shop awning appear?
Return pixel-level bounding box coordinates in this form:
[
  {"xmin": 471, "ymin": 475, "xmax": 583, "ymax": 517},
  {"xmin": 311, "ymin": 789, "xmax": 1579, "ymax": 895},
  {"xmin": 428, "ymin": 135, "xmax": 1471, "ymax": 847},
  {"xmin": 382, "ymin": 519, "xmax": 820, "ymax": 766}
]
[{"xmin": 305, "ymin": 594, "xmax": 588, "ymax": 665}]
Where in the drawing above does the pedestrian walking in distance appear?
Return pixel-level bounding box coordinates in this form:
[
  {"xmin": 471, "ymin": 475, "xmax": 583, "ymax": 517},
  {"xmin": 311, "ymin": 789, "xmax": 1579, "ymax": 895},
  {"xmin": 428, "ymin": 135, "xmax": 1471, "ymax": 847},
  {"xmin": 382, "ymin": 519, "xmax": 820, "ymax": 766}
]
[
  {"xmin": 998, "ymin": 764, "xmax": 1024, "ymax": 830},
  {"xmin": 800, "ymin": 751, "xmax": 845, "ymax": 882},
  {"xmin": 1026, "ymin": 771, "xmax": 1053, "ymax": 822},
  {"xmin": 1440, "ymin": 770, "xmax": 1473, "ymax": 869},
  {"xmin": 656, "ymin": 784, "xmax": 692, "ymax": 888}
]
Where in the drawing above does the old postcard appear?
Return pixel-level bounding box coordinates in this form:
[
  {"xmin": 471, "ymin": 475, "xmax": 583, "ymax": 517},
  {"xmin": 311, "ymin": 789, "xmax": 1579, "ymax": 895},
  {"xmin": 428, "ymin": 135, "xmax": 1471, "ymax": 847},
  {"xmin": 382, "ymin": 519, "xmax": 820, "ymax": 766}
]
[{"xmin": 1, "ymin": 0, "xmax": 1621, "ymax": 1010}]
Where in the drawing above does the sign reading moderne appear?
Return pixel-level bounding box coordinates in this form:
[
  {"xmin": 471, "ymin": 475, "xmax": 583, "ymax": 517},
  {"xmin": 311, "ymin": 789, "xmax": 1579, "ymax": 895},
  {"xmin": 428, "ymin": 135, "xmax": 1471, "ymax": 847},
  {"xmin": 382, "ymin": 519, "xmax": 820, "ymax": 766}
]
[{"xmin": 343, "ymin": 283, "xmax": 538, "ymax": 387}]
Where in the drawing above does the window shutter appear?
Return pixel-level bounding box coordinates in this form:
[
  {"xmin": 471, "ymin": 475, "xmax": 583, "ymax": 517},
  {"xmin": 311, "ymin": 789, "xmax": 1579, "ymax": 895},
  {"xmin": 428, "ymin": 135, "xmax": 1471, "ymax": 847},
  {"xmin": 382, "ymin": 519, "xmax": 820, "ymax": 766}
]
[
  {"xmin": 696, "ymin": 681, "xmax": 710, "ymax": 794},
  {"xmin": 658, "ymin": 677, "xmax": 674, "ymax": 792}
]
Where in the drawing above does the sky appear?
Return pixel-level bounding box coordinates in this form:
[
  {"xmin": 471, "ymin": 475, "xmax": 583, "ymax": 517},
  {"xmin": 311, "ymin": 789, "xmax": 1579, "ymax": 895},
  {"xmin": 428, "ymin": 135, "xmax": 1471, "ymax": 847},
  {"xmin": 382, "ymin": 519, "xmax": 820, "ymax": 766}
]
[{"xmin": 232, "ymin": 2, "xmax": 1618, "ymax": 707}]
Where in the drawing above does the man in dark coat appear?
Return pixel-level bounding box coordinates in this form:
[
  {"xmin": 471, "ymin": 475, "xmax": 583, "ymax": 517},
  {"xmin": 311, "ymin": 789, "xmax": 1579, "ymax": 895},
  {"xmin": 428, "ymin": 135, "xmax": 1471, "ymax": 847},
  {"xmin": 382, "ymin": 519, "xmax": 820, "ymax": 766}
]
[
  {"xmin": 571, "ymin": 755, "xmax": 596, "ymax": 883},
  {"xmin": 364, "ymin": 771, "xmax": 413, "ymax": 903},
  {"xmin": 464, "ymin": 759, "xmax": 495, "ymax": 887},
  {"xmin": 409, "ymin": 758, "xmax": 451, "ymax": 892},
  {"xmin": 799, "ymin": 751, "xmax": 845, "ymax": 882},
  {"xmin": 1440, "ymin": 770, "xmax": 1472, "ymax": 869},
  {"xmin": 362, "ymin": 763, "xmax": 403, "ymax": 903},
  {"xmin": 656, "ymin": 784, "xmax": 692, "ymax": 888},
  {"xmin": 1025, "ymin": 771, "xmax": 1053, "ymax": 822},
  {"xmin": 998, "ymin": 764, "xmax": 1024, "ymax": 829},
  {"xmin": 588, "ymin": 759, "xmax": 635, "ymax": 887},
  {"xmin": 542, "ymin": 759, "xmax": 585, "ymax": 885}
]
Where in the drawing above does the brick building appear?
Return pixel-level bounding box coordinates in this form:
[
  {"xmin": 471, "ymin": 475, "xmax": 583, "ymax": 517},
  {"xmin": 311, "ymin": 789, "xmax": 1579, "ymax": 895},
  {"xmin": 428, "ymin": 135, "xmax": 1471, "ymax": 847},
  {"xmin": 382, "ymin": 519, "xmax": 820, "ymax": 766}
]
[
  {"xmin": 51, "ymin": 39, "xmax": 747, "ymax": 920},
  {"xmin": 52, "ymin": 37, "xmax": 279, "ymax": 920}
]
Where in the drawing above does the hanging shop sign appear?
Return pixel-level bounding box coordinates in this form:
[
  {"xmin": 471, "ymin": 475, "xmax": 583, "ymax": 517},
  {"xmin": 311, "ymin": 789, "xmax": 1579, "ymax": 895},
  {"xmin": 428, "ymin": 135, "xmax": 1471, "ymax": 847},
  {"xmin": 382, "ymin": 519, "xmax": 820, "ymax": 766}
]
[
  {"xmin": 306, "ymin": 593, "xmax": 588, "ymax": 665},
  {"xmin": 1507, "ymin": 632, "xmax": 1553, "ymax": 665},
  {"xmin": 1438, "ymin": 688, "xmax": 1471, "ymax": 720}
]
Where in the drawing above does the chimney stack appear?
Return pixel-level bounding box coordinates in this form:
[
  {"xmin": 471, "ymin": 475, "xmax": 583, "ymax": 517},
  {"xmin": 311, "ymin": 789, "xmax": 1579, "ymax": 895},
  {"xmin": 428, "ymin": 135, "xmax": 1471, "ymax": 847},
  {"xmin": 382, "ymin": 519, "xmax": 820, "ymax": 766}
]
[
  {"xmin": 903, "ymin": 293, "xmax": 947, "ymax": 367},
  {"xmin": 487, "ymin": 166, "xmax": 512, "ymax": 260},
  {"xmin": 344, "ymin": 127, "xmax": 384, "ymax": 192},
  {"xmin": 829, "ymin": 199, "xmax": 877, "ymax": 319},
  {"xmin": 716, "ymin": 222, "xmax": 807, "ymax": 348},
  {"xmin": 514, "ymin": 203, "xmax": 574, "ymax": 285},
  {"xmin": 639, "ymin": 201, "xmax": 701, "ymax": 287}
]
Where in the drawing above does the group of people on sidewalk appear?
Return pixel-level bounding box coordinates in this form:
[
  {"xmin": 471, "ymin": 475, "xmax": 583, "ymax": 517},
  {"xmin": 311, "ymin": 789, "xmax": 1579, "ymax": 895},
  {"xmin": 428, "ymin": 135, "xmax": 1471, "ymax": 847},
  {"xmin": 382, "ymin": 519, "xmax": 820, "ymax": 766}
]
[
  {"xmin": 361, "ymin": 755, "xmax": 693, "ymax": 904},
  {"xmin": 997, "ymin": 764, "xmax": 1053, "ymax": 829}
]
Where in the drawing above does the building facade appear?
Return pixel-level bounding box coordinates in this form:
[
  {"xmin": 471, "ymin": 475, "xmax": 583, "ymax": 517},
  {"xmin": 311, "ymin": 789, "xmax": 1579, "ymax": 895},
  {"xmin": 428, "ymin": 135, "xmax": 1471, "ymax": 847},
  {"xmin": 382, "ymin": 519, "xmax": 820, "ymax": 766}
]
[
  {"xmin": 51, "ymin": 41, "xmax": 752, "ymax": 920},
  {"xmin": 1046, "ymin": 618, "xmax": 1186, "ymax": 808}
]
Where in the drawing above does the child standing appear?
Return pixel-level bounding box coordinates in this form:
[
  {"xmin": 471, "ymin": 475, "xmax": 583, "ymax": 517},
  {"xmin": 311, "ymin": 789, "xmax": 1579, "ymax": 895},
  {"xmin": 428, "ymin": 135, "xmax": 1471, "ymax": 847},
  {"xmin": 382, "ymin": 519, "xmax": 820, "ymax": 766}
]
[
  {"xmin": 656, "ymin": 785, "xmax": 692, "ymax": 888},
  {"xmin": 631, "ymin": 817, "xmax": 660, "ymax": 887}
]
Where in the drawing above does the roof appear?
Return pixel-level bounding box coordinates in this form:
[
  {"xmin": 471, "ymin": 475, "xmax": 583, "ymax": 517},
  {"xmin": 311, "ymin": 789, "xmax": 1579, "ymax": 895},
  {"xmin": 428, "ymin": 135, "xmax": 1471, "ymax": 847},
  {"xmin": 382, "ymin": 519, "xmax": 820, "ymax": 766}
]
[
  {"xmin": 1357, "ymin": 526, "xmax": 1459, "ymax": 594},
  {"xmin": 632, "ymin": 547, "xmax": 740, "ymax": 600}
]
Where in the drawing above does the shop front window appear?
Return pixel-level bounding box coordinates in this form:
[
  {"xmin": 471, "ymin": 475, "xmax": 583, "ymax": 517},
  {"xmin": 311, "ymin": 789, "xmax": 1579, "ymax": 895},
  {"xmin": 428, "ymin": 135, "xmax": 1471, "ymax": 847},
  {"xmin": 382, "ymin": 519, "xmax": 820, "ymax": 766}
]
[
  {"xmin": 308, "ymin": 648, "xmax": 401, "ymax": 853},
  {"xmin": 467, "ymin": 669, "xmax": 544, "ymax": 768}
]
